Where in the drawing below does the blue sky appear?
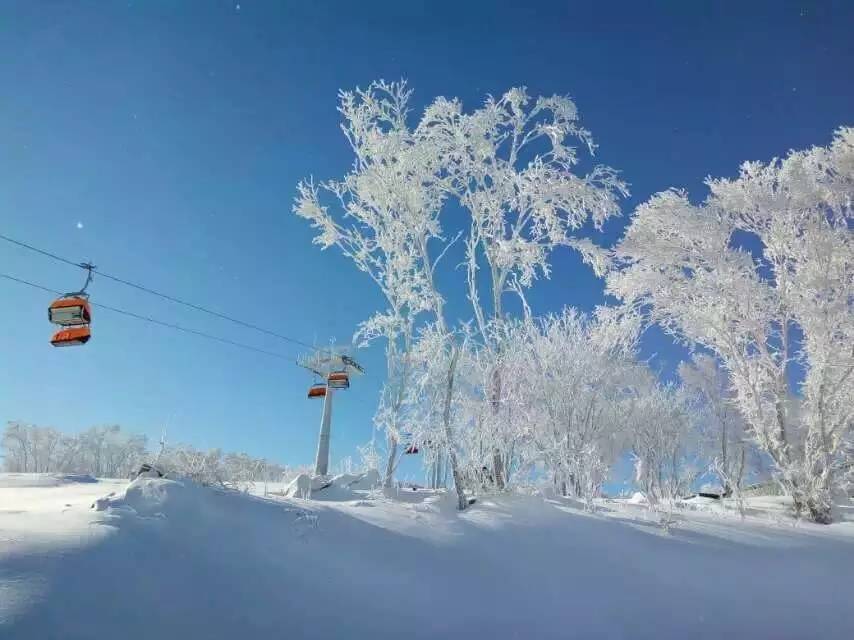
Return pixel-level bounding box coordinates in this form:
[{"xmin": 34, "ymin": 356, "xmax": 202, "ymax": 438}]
[{"xmin": 1, "ymin": 1, "xmax": 852, "ymax": 479}]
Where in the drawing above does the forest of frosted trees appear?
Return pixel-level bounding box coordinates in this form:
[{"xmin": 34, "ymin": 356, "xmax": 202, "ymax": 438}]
[
  {"xmin": 294, "ymin": 81, "xmax": 853, "ymax": 523},
  {"xmin": 1, "ymin": 421, "xmax": 302, "ymax": 490}
]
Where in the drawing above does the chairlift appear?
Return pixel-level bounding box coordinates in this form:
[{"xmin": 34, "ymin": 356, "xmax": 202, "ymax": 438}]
[
  {"xmin": 327, "ymin": 371, "xmax": 349, "ymax": 389},
  {"xmin": 51, "ymin": 325, "xmax": 91, "ymax": 347},
  {"xmin": 307, "ymin": 383, "xmax": 327, "ymax": 399}
]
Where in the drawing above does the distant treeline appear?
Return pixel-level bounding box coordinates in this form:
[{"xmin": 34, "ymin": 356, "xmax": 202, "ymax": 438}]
[{"xmin": 0, "ymin": 421, "xmax": 308, "ymax": 488}]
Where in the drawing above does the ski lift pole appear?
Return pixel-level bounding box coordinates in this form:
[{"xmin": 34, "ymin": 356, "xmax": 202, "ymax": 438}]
[
  {"xmin": 314, "ymin": 382, "xmax": 333, "ymax": 476},
  {"xmin": 298, "ymin": 346, "xmax": 364, "ymax": 477}
]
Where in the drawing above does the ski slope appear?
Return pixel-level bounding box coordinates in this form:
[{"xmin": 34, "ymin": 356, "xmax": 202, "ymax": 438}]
[{"xmin": 1, "ymin": 474, "xmax": 852, "ymax": 639}]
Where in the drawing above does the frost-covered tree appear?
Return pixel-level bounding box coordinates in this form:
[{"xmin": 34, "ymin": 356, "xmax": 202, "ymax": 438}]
[
  {"xmin": 2, "ymin": 422, "xmax": 29, "ymax": 472},
  {"xmin": 679, "ymin": 354, "xmax": 753, "ymax": 497},
  {"xmin": 419, "ymin": 87, "xmax": 628, "ymax": 486},
  {"xmin": 403, "ymin": 323, "xmax": 475, "ymax": 510},
  {"xmin": 1, "ymin": 422, "xmax": 146, "ymax": 477},
  {"xmin": 295, "ymin": 82, "xmax": 628, "ymax": 505},
  {"xmin": 609, "ymin": 128, "xmax": 854, "ymax": 523},
  {"xmin": 630, "ymin": 384, "xmax": 701, "ymax": 514},
  {"xmin": 294, "ymin": 81, "xmax": 451, "ymax": 488},
  {"xmin": 510, "ymin": 308, "xmax": 646, "ymax": 507}
]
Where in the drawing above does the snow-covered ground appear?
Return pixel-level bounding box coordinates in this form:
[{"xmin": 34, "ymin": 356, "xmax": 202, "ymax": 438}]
[{"xmin": 2, "ymin": 473, "xmax": 852, "ymax": 639}]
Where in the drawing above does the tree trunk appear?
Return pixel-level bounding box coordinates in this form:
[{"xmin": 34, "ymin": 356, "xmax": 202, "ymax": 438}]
[
  {"xmin": 720, "ymin": 419, "xmax": 730, "ymax": 495},
  {"xmin": 492, "ymin": 450, "xmax": 505, "ymax": 490},
  {"xmin": 443, "ymin": 347, "xmax": 468, "ymax": 510},
  {"xmin": 383, "ymin": 435, "xmax": 398, "ymax": 489},
  {"xmin": 793, "ymin": 490, "xmax": 833, "ymax": 524},
  {"xmin": 449, "ymin": 450, "xmax": 468, "ymax": 511},
  {"xmin": 490, "ymin": 367, "xmax": 506, "ymax": 490},
  {"xmin": 787, "ymin": 430, "xmax": 836, "ymax": 524}
]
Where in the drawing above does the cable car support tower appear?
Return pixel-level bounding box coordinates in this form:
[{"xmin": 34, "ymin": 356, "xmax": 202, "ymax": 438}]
[{"xmin": 298, "ymin": 347, "xmax": 364, "ymax": 476}]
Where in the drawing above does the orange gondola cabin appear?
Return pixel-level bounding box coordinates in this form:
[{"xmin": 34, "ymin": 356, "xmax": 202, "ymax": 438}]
[
  {"xmin": 51, "ymin": 325, "xmax": 91, "ymax": 347},
  {"xmin": 48, "ymin": 296, "xmax": 92, "ymax": 326}
]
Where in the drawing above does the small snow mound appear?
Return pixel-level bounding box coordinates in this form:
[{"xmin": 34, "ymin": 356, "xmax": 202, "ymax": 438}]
[
  {"xmin": 59, "ymin": 473, "xmax": 98, "ymax": 484},
  {"xmin": 284, "ymin": 470, "xmax": 380, "ymax": 501},
  {"xmin": 284, "ymin": 473, "xmax": 312, "ymax": 499},
  {"xmin": 92, "ymin": 492, "xmax": 117, "ymax": 511},
  {"xmin": 628, "ymin": 491, "xmax": 648, "ymax": 505},
  {"xmin": 93, "ymin": 477, "xmax": 197, "ymax": 517},
  {"xmin": 349, "ymin": 469, "xmax": 381, "ymax": 490},
  {"xmin": 331, "ymin": 469, "xmax": 381, "ymax": 490},
  {"xmin": 311, "ymin": 483, "xmax": 356, "ymax": 502},
  {"xmin": 331, "ymin": 472, "xmax": 362, "ymax": 488},
  {"xmin": 311, "ymin": 475, "xmax": 333, "ymax": 491},
  {"xmin": 313, "ymin": 470, "xmax": 381, "ymax": 501}
]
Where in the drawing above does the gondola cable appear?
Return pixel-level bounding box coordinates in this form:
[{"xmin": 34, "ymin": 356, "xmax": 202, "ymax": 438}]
[
  {"xmin": 1, "ymin": 272, "xmax": 293, "ymax": 361},
  {"xmin": 0, "ymin": 233, "xmax": 314, "ymax": 350}
]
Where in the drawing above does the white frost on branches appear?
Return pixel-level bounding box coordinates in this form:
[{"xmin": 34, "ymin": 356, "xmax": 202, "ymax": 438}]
[
  {"xmin": 609, "ymin": 128, "xmax": 854, "ymax": 523},
  {"xmin": 293, "ymin": 80, "xmax": 852, "ymax": 521}
]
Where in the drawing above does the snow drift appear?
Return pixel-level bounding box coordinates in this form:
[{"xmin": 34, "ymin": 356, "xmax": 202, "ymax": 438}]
[
  {"xmin": 283, "ymin": 469, "xmax": 380, "ymax": 499},
  {"xmin": 3, "ymin": 475, "xmax": 854, "ymax": 639},
  {"xmin": 92, "ymin": 477, "xmax": 200, "ymax": 517},
  {"xmin": 0, "ymin": 473, "xmax": 98, "ymax": 488}
]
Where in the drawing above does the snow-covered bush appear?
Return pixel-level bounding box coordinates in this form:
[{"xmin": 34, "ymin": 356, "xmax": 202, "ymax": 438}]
[
  {"xmin": 157, "ymin": 445, "xmax": 294, "ymax": 491},
  {"xmin": 629, "ymin": 385, "xmax": 701, "ymax": 509},
  {"xmin": 503, "ymin": 308, "xmax": 646, "ymax": 508}
]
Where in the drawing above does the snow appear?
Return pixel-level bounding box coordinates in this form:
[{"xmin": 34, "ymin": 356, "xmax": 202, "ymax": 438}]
[
  {"xmin": 2, "ymin": 473, "xmax": 853, "ymax": 638},
  {"xmin": 283, "ymin": 470, "xmax": 380, "ymax": 500},
  {"xmin": 283, "ymin": 472, "xmax": 312, "ymax": 498},
  {"xmin": 0, "ymin": 472, "xmax": 98, "ymax": 488},
  {"xmin": 332, "ymin": 469, "xmax": 381, "ymax": 490}
]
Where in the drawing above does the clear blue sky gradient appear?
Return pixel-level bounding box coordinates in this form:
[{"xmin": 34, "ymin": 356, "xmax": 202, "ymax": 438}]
[{"xmin": 2, "ymin": 1, "xmax": 852, "ymax": 479}]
